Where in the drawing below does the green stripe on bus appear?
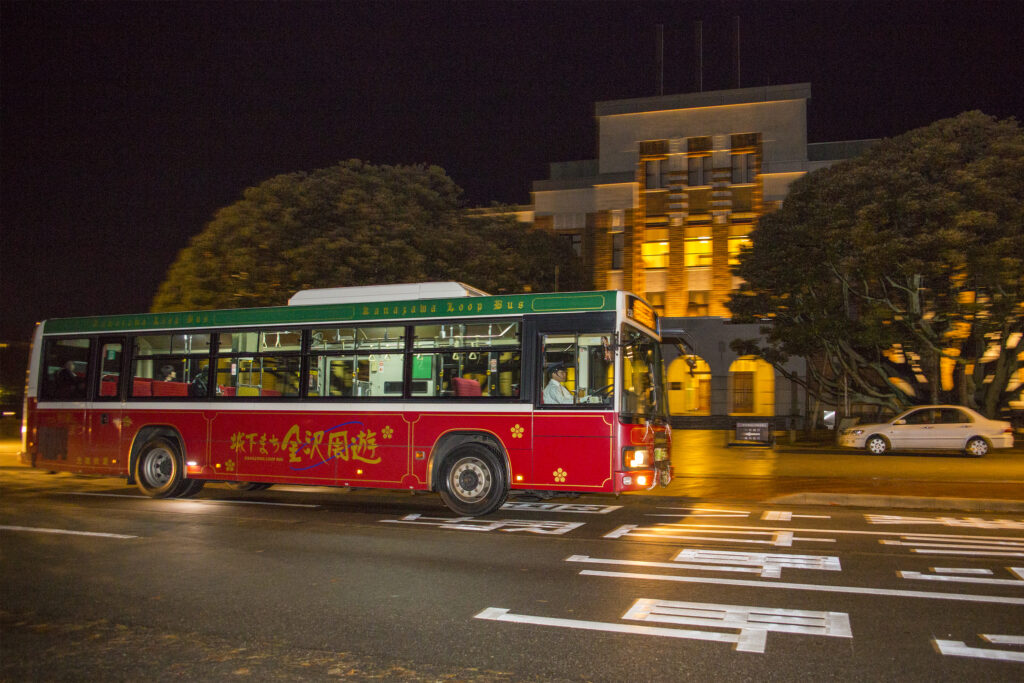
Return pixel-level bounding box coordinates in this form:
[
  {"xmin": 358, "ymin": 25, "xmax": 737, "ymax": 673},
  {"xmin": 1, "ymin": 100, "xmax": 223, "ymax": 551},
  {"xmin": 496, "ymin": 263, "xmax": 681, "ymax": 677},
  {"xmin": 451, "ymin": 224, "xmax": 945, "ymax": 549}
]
[{"xmin": 41, "ymin": 291, "xmax": 619, "ymax": 335}]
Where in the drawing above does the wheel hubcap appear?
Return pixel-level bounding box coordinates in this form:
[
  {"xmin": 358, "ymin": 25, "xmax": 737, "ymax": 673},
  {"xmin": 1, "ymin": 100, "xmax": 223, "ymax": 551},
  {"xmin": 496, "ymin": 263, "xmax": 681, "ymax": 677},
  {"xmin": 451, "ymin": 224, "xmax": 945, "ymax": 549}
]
[
  {"xmin": 144, "ymin": 448, "xmax": 173, "ymax": 486},
  {"xmin": 450, "ymin": 457, "xmax": 491, "ymax": 502}
]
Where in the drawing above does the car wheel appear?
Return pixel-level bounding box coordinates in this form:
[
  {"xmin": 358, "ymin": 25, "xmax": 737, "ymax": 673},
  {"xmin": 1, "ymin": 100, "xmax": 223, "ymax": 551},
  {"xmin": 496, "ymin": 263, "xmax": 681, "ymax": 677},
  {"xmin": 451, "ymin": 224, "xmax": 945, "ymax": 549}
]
[
  {"xmin": 438, "ymin": 444, "xmax": 508, "ymax": 517},
  {"xmin": 865, "ymin": 435, "xmax": 889, "ymax": 455},
  {"xmin": 965, "ymin": 437, "xmax": 989, "ymax": 457},
  {"xmin": 135, "ymin": 437, "xmax": 184, "ymax": 498}
]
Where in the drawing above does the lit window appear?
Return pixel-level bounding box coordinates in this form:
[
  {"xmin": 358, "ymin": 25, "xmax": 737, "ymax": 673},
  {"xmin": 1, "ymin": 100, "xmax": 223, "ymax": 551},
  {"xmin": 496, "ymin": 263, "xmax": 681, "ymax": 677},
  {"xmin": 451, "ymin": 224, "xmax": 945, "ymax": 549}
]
[
  {"xmin": 728, "ymin": 237, "xmax": 752, "ymax": 266},
  {"xmin": 641, "ymin": 241, "xmax": 669, "ymax": 269},
  {"xmin": 684, "ymin": 238, "xmax": 712, "ymax": 268}
]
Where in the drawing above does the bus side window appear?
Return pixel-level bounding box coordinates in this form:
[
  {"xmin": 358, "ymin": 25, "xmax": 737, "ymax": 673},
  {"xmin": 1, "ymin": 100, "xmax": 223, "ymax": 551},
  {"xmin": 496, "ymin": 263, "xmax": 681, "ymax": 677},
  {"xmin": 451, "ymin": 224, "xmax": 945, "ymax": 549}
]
[{"xmin": 41, "ymin": 337, "xmax": 92, "ymax": 401}]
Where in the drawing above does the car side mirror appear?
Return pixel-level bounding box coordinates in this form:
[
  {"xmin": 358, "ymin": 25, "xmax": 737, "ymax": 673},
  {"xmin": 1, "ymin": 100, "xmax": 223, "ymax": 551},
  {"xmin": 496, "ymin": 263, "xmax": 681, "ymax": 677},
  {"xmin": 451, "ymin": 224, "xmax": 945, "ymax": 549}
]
[{"xmin": 893, "ymin": 419, "xmax": 906, "ymax": 425}]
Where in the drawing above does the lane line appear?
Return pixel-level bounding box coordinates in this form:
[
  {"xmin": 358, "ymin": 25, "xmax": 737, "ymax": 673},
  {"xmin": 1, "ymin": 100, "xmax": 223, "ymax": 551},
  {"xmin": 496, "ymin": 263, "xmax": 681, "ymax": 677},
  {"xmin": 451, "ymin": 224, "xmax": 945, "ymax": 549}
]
[
  {"xmin": 654, "ymin": 523, "xmax": 1024, "ymax": 542},
  {"xmin": 57, "ymin": 492, "xmax": 319, "ymax": 508},
  {"xmin": 577, "ymin": 569, "xmax": 1024, "ymax": 605},
  {"xmin": 934, "ymin": 639, "xmax": 1024, "ymax": 662},
  {"xmin": 0, "ymin": 524, "xmax": 137, "ymax": 539}
]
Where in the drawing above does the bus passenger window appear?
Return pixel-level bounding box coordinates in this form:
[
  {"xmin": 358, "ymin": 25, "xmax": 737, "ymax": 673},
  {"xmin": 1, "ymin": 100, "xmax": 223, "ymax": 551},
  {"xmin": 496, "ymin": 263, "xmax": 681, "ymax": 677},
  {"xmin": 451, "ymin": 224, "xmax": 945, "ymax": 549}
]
[{"xmin": 41, "ymin": 338, "xmax": 91, "ymax": 401}]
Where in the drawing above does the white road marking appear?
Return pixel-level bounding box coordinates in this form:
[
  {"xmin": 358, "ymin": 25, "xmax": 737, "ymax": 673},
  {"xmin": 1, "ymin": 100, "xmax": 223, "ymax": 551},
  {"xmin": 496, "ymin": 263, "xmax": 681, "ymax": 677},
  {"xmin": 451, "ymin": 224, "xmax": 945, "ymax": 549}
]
[
  {"xmin": 932, "ymin": 567, "xmax": 994, "ymax": 575},
  {"xmin": 569, "ymin": 549, "xmax": 840, "ymax": 579},
  {"xmin": 934, "ymin": 637, "xmax": 1024, "ymax": 662},
  {"xmin": 899, "ymin": 569, "xmax": 1024, "ymax": 586},
  {"xmin": 604, "ymin": 525, "xmax": 834, "ymax": 547},
  {"xmin": 57, "ymin": 492, "xmax": 319, "ymax": 508},
  {"xmin": 867, "ymin": 514, "xmax": 1024, "ymax": 530},
  {"xmin": 982, "ymin": 634, "xmax": 1024, "ymax": 646},
  {"xmin": 881, "ymin": 536, "xmax": 1024, "ymax": 557},
  {"xmin": 761, "ymin": 511, "xmax": 831, "ymax": 521},
  {"xmin": 576, "ymin": 569, "xmax": 1024, "ymax": 605},
  {"xmin": 630, "ymin": 522, "xmax": 1024, "ymax": 543},
  {"xmin": 381, "ymin": 514, "xmax": 584, "ymax": 535},
  {"xmin": 0, "ymin": 524, "xmax": 137, "ymax": 539},
  {"xmin": 476, "ymin": 598, "xmax": 851, "ymax": 654},
  {"xmin": 501, "ymin": 502, "xmax": 621, "ymax": 514},
  {"xmin": 649, "ymin": 507, "xmax": 750, "ymax": 518}
]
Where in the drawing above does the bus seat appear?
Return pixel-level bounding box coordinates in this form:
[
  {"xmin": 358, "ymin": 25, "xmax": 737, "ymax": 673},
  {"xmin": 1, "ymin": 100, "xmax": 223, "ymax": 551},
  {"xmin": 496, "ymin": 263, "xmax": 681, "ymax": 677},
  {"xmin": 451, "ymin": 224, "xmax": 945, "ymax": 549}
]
[
  {"xmin": 219, "ymin": 386, "xmax": 236, "ymax": 396},
  {"xmin": 151, "ymin": 381, "xmax": 189, "ymax": 397},
  {"xmin": 132, "ymin": 378, "xmax": 152, "ymax": 396},
  {"xmin": 262, "ymin": 388, "xmax": 282, "ymax": 396},
  {"xmin": 99, "ymin": 380, "xmax": 119, "ymax": 397},
  {"xmin": 453, "ymin": 376, "xmax": 482, "ymax": 396}
]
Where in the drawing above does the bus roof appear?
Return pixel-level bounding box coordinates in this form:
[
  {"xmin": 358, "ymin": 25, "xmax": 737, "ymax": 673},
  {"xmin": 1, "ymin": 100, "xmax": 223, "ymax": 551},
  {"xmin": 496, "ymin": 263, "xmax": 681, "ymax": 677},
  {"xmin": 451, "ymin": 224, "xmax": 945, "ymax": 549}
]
[
  {"xmin": 287, "ymin": 281, "xmax": 488, "ymax": 306},
  {"xmin": 41, "ymin": 289, "xmax": 639, "ymax": 335}
]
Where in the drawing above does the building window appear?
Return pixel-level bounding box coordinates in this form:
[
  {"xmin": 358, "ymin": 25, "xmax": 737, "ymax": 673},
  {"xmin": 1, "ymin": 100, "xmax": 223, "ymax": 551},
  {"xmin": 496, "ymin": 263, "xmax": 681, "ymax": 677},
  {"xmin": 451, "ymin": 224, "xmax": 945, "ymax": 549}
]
[
  {"xmin": 645, "ymin": 292, "xmax": 666, "ymax": 315},
  {"xmin": 687, "ymin": 187, "xmax": 711, "ymax": 214},
  {"xmin": 641, "ymin": 241, "xmax": 669, "ymax": 269},
  {"xmin": 640, "ymin": 139, "xmax": 669, "ymax": 156},
  {"xmin": 611, "ymin": 233, "xmax": 624, "ymax": 269},
  {"xmin": 728, "ymin": 236, "xmax": 752, "ymax": 266},
  {"xmin": 731, "ymin": 132, "xmax": 758, "ymax": 149},
  {"xmin": 687, "ymin": 291, "xmax": 709, "ymax": 316},
  {"xmin": 688, "ymin": 136, "xmax": 712, "ymax": 153},
  {"xmin": 645, "ymin": 191, "xmax": 668, "ymax": 216},
  {"xmin": 645, "ymin": 159, "xmax": 666, "ymax": 189},
  {"xmin": 688, "ymin": 155, "xmax": 712, "ymax": 186},
  {"xmin": 731, "ymin": 152, "xmax": 756, "ymax": 184},
  {"xmin": 564, "ymin": 233, "xmax": 582, "ymax": 258},
  {"xmin": 684, "ymin": 238, "xmax": 712, "ymax": 268},
  {"xmin": 731, "ymin": 186, "xmax": 754, "ymax": 213},
  {"xmin": 610, "ymin": 210, "xmax": 624, "ymax": 230},
  {"xmin": 732, "ymin": 372, "xmax": 755, "ymax": 413}
]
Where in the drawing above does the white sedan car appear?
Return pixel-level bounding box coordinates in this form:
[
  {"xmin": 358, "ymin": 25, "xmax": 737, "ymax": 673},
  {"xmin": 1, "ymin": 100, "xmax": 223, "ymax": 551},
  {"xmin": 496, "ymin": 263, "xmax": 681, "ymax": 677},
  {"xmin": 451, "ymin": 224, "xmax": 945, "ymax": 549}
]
[{"xmin": 838, "ymin": 405, "xmax": 1014, "ymax": 456}]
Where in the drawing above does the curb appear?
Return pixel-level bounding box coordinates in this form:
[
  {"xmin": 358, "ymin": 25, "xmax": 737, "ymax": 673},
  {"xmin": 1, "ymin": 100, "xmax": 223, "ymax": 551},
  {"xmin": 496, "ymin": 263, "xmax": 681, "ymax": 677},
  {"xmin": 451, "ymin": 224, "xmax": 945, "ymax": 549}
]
[{"xmin": 768, "ymin": 492, "xmax": 1024, "ymax": 513}]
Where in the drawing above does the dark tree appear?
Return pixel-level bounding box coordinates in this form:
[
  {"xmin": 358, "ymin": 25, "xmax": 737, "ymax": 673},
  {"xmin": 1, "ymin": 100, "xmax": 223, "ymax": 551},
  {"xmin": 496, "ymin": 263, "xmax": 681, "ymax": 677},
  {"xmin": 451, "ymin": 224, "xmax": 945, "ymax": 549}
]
[
  {"xmin": 729, "ymin": 112, "xmax": 1024, "ymax": 418},
  {"xmin": 152, "ymin": 160, "xmax": 584, "ymax": 311}
]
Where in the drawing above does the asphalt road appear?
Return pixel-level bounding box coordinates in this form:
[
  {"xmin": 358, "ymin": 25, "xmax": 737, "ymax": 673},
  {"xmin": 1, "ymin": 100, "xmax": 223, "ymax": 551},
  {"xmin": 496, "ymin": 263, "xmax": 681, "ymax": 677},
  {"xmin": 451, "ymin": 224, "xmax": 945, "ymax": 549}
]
[{"xmin": 2, "ymin": 462, "xmax": 1022, "ymax": 681}]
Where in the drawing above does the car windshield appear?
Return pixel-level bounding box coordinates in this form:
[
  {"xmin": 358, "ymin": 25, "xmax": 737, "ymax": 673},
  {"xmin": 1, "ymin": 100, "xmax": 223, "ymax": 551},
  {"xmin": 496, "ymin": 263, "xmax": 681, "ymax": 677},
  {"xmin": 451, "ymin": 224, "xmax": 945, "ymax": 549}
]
[{"xmin": 619, "ymin": 324, "xmax": 668, "ymax": 423}]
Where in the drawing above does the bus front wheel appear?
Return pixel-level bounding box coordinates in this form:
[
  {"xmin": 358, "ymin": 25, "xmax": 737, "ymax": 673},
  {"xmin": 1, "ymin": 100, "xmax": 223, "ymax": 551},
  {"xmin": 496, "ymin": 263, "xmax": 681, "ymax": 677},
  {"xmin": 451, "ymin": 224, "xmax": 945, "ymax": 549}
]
[
  {"xmin": 438, "ymin": 444, "xmax": 508, "ymax": 517},
  {"xmin": 135, "ymin": 437, "xmax": 185, "ymax": 498}
]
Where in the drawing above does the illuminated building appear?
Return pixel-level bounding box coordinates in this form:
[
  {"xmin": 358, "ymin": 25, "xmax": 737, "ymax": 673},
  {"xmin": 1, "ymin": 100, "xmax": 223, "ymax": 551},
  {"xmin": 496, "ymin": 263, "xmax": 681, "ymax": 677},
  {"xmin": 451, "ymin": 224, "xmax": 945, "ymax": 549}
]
[{"xmin": 530, "ymin": 83, "xmax": 876, "ymax": 427}]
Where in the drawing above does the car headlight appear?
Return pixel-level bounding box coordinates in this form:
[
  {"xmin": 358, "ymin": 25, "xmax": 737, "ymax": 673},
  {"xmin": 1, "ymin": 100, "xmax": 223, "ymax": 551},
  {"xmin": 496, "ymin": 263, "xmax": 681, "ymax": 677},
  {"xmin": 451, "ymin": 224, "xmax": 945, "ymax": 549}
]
[{"xmin": 623, "ymin": 447, "xmax": 651, "ymax": 469}]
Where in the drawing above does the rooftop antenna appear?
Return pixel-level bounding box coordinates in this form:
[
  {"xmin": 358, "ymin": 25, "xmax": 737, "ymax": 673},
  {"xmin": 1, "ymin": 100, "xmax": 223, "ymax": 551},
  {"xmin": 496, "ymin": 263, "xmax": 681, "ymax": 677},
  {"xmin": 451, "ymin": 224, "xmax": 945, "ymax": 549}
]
[
  {"xmin": 694, "ymin": 20, "xmax": 703, "ymax": 92},
  {"xmin": 656, "ymin": 24, "xmax": 664, "ymax": 95}
]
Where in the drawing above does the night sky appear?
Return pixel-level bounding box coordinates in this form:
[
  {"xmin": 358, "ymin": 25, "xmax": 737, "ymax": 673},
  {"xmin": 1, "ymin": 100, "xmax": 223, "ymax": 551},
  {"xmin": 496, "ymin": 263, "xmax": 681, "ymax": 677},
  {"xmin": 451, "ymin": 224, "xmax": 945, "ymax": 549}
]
[{"xmin": 3, "ymin": 1, "xmax": 1023, "ymax": 342}]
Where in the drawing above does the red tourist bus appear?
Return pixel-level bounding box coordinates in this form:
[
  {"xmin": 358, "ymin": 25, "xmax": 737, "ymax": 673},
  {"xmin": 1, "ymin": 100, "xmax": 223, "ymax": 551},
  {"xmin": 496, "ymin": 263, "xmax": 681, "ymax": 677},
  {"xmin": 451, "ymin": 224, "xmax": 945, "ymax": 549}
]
[{"xmin": 21, "ymin": 283, "xmax": 671, "ymax": 515}]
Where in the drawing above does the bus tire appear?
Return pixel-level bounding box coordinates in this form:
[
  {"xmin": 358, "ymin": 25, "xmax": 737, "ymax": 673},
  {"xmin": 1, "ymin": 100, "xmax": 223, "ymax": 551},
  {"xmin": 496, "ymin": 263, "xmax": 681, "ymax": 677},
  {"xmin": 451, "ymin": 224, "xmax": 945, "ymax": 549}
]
[
  {"xmin": 438, "ymin": 443, "xmax": 508, "ymax": 517},
  {"xmin": 226, "ymin": 482, "xmax": 273, "ymax": 491},
  {"xmin": 175, "ymin": 479, "xmax": 206, "ymax": 497},
  {"xmin": 135, "ymin": 437, "xmax": 185, "ymax": 498}
]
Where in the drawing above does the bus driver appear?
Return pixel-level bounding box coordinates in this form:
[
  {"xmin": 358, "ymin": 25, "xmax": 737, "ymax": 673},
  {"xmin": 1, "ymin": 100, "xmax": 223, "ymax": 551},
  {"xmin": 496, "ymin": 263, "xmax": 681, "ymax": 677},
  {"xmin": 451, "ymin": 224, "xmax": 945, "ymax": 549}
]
[{"xmin": 543, "ymin": 363, "xmax": 574, "ymax": 404}]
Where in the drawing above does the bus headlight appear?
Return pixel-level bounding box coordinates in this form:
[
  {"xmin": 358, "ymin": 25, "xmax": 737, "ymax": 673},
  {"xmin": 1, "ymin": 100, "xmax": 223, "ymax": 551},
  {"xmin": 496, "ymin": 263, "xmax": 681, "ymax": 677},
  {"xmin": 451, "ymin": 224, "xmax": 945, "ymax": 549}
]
[{"xmin": 623, "ymin": 447, "xmax": 650, "ymax": 469}]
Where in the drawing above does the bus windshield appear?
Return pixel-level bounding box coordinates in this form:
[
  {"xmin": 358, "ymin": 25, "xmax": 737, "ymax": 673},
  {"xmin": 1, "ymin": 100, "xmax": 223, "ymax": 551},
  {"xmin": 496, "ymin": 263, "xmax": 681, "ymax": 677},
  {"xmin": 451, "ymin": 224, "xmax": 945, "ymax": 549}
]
[{"xmin": 619, "ymin": 324, "xmax": 668, "ymax": 422}]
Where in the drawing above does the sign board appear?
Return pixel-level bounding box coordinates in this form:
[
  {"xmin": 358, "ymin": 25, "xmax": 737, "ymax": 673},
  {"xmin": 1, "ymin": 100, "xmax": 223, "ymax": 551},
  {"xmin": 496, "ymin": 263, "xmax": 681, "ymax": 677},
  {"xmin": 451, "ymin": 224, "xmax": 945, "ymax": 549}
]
[{"xmin": 734, "ymin": 422, "xmax": 773, "ymax": 445}]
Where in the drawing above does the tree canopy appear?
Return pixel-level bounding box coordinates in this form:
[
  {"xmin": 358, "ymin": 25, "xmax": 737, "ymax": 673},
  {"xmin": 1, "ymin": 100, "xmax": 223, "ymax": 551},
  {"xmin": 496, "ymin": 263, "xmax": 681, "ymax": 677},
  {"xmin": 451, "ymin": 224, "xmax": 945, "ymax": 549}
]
[
  {"xmin": 729, "ymin": 112, "xmax": 1024, "ymax": 418},
  {"xmin": 152, "ymin": 160, "xmax": 583, "ymax": 311}
]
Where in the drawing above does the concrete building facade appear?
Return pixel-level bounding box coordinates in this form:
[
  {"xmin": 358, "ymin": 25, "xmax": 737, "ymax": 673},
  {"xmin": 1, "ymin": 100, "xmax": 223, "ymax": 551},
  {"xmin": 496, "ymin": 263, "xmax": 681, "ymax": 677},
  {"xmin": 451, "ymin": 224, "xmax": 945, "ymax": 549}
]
[{"xmin": 530, "ymin": 83, "xmax": 875, "ymax": 428}]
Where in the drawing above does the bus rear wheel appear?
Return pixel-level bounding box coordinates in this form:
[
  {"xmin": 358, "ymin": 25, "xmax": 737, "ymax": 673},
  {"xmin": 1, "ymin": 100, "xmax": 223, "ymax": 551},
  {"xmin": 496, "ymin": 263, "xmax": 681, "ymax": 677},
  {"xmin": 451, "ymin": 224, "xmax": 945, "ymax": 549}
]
[
  {"xmin": 135, "ymin": 437, "xmax": 184, "ymax": 498},
  {"xmin": 438, "ymin": 444, "xmax": 508, "ymax": 517}
]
